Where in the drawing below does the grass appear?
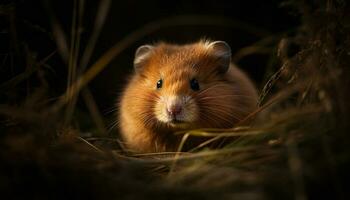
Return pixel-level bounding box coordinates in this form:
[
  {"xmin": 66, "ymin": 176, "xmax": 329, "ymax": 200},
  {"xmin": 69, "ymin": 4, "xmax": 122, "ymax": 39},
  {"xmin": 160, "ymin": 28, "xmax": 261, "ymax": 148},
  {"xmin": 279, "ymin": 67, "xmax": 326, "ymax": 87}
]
[{"xmin": 0, "ymin": 0, "xmax": 349, "ymax": 199}]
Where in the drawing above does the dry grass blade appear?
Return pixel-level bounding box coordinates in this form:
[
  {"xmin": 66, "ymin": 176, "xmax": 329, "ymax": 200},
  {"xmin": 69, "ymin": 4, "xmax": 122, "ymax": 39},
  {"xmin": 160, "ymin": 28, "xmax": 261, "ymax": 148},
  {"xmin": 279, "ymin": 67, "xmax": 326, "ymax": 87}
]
[
  {"xmin": 75, "ymin": 136, "xmax": 104, "ymax": 153},
  {"xmin": 238, "ymin": 80, "xmax": 315, "ymax": 125},
  {"xmin": 43, "ymin": 1, "xmax": 69, "ymax": 62},
  {"xmin": 79, "ymin": 0, "xmax": 111, "ymax": 73},
  {"xmin": 0, "ymin": 51, "xmax": 56, "ymax": 90},
  {"xmin": 64, "ymin": 0, "xmax": 84, "ymax": 124},
  {"xmin": 176, "ymin": 129, "xmax": 264, "ymax": 137},
  {"xmin": 81, "ymin": 88, "xmax": 107, "ymax": 134},
  {"xmin": 168, "ymin": 133, "xmax": 190, "ymax": 175}
]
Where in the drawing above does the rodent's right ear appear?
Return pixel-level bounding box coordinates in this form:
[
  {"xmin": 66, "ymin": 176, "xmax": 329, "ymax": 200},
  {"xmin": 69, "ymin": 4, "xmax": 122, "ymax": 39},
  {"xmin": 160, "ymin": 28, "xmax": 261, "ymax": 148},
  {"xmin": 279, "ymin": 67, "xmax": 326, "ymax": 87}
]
[
  {"xmin": 134, "ymin": 45, "xmax": 153, "ymax": 72},
  {"xmin": 208, "ymin": 41, "xmax": 231, "ymax": 74}
]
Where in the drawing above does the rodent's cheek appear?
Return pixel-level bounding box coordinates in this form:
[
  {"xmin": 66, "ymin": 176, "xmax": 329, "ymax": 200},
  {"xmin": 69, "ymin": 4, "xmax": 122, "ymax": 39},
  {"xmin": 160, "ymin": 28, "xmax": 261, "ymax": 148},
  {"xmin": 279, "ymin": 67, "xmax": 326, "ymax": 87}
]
[
  {"xmin": 181, "ymin": 98, "xmax": 199, "ymax": 123},
  {"xmin": 154, "ymin": 99, "xmax": 169, "ymax": 123}
]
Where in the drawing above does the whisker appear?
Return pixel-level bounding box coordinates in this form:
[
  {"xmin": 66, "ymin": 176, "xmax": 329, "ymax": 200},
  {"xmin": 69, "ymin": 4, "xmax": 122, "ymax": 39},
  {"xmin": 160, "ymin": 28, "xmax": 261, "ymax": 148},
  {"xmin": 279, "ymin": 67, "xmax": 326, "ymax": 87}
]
[
  {"xmin": 103, "ymin": 107, "xmax": 119, "ymax": 115},
  {"xmin": 200, "ymin": 106, "xmax": 243, "ymax": 122},
  {"xmin": 107, "ymin": 120, "xmax": 119, "ymax": 133},
  {"xmin": 202, "ymin": 113, "xmax": 233, "ymax": 128},
  {"xmin": 208, "ymin": 111, "xmax": 240, "ymax": 124},
  {"xmin": 197, "ymin": 83, "xmax": 228, "ymax": 95},
  {"xmin": 199, "ymin": 103, "xmax": 251, "ymax": 114},
  {"xmin": 199, "ymin": 112, "xmax": 224, "ymax": 127},
  {"xmin": 197, "ymin": 94, "xmax": 255, "ymax": 100}
]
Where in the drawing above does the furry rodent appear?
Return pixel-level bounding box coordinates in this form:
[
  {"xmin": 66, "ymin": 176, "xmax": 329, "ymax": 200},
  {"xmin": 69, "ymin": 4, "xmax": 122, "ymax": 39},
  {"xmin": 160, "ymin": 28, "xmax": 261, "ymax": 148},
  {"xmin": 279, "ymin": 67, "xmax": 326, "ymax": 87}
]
[{"xmin": 118, "ymin": 40, "xmax": 258, "ymax": 152}]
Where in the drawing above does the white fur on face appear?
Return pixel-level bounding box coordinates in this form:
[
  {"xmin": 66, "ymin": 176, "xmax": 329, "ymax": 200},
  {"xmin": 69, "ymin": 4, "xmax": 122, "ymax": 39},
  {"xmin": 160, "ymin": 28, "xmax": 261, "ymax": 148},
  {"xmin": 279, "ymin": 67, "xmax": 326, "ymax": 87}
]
[{"xmin": 154, "ymin": 95, "xmax": 198, "ymax": 127}]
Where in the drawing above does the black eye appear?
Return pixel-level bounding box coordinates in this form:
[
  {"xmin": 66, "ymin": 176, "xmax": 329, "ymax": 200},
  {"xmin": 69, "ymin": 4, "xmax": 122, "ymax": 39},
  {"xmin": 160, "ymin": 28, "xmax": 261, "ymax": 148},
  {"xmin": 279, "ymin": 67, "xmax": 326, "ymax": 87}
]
[
  {"xmin": 156, "ymin": 79, "xmax": 163, "ymax": 89},
  {"xmin": 190, "ymin": 78, "xmax": 200, "ymax": 91}
]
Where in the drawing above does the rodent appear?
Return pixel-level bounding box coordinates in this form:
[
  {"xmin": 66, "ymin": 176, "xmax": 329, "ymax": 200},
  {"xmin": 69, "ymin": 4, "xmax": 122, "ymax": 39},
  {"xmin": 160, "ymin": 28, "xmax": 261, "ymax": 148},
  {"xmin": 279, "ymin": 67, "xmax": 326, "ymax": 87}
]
[{"xmin": 118, "ymin": 40, "xmax": 258, "ymax": 153}]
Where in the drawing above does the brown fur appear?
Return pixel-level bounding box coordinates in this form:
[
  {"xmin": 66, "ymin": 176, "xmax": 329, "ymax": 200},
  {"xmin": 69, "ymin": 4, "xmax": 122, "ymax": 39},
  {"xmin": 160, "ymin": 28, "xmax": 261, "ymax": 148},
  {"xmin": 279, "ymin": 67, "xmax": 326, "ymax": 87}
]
[{"xmin": 118, "ymin": 41, "xmax": 258, "ymax": 152}]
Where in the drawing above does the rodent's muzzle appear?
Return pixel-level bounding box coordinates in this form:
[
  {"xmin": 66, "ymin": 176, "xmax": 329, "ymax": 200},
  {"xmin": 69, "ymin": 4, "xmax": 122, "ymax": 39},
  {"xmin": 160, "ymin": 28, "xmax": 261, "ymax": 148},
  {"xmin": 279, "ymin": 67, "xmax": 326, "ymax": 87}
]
[
  {"xmin": 154, "ymin": 95, "xmax": 198, "ymax": 126},
  {"xmin": 167, "ymin": 103, "xmax": 183, "ymax": 118}
]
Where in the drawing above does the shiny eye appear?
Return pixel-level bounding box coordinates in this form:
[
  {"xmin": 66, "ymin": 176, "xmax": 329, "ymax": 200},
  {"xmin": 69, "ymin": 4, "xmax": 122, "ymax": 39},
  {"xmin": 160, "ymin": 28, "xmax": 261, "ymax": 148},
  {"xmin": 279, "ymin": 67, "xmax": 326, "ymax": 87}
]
[
  {"xmin": 190, "ymin": 78, "xmax": 200, "ymax": 91},
  {"xmin": 156, "ymin": 79, "xmax": 163, "ymax": 89}
]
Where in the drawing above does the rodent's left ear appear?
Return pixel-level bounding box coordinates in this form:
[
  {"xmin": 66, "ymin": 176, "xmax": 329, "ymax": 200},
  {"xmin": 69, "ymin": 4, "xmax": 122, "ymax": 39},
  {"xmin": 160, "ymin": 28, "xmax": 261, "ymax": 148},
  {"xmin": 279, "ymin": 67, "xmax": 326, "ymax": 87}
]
[
  {"xmin": 134, "ymin": 45, "xmax": 153, "ymax": 72},
  {"xmin": 208, "ymin": 41, "xmax": 231, "ymax": 74}
]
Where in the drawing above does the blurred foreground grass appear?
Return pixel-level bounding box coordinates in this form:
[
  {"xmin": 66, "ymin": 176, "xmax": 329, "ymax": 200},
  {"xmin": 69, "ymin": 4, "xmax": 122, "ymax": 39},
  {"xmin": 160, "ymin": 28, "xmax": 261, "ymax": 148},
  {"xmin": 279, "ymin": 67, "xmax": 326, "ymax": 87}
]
[{"xmin": 0, "ymin": 0, "xmax": 349, "ymax": 199}]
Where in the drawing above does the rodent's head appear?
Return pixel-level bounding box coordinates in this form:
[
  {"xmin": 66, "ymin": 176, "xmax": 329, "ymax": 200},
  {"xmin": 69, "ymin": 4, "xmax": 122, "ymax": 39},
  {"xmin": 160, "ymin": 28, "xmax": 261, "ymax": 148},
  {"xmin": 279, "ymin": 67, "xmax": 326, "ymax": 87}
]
[{"xmin": 131, "ymin": 40, "xmax": 239, "ymax": 129}]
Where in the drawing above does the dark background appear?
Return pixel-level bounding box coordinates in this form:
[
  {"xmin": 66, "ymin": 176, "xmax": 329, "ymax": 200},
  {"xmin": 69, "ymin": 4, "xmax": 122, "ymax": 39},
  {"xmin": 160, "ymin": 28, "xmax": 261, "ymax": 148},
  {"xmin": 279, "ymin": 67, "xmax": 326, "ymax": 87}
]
[{"xmin": 1, "ymin": 0, "xmax": 299, "ymax": 120}]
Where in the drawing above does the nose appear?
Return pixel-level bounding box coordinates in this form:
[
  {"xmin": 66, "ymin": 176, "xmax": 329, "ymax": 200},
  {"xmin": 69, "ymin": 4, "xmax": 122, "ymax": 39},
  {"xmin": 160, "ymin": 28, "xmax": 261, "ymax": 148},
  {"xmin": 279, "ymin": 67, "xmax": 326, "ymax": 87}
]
[{"xmin": 167, "ymin": 104, "xmax": 182, "ymax": 117}]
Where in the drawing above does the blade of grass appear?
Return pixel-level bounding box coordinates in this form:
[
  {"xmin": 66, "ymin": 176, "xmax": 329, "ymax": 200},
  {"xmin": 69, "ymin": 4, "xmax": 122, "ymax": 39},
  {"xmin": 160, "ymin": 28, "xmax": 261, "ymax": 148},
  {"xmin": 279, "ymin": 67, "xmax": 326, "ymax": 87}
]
[
  {"xmin": 0, "ymin": 50, "xmax": 56, "ymax": 90},
  {"xmin": 43, "ymin": 1, "xmax": 69, "ymax": 63},
  {"xmin": 81, "ymin": 88, "xmax": 107, "ymax": 135},
  {"xmin": 64, "ymin": 0, "xmax": 84, "ymax": 124},
  {"xmin": 79, "ymin": 0, "xmax": 111, "ymax": 73},
  {"xmin": 75, "ymin": 136, "xmax": 104, "ymax": 153},
  {"xmin": 168, "ymin": 133, "xmax": 190, "ymax": 175}
]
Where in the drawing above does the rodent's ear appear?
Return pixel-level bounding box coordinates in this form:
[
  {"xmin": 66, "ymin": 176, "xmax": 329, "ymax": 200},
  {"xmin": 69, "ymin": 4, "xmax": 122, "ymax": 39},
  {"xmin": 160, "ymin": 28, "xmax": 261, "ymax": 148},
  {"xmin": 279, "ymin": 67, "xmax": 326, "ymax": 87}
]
[
  {"xmin": 134, "ymin": 45, "xmax": 153, "ymax": 72},
  {"xmin": 208, "ymin": 41, "xmax": 231, "ymax": 74}
]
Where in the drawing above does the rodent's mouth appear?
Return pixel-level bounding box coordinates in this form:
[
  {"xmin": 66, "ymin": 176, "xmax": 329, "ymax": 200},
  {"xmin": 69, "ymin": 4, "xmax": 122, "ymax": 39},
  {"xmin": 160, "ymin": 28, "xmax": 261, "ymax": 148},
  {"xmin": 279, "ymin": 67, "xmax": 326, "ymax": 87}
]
[
  {"xmin": 167, "ymin": 119, "xmax": 190, "ymax": 128},
  {"xmin": 170, "ymin": 119, "xmax": 185, "ymax": 124}
]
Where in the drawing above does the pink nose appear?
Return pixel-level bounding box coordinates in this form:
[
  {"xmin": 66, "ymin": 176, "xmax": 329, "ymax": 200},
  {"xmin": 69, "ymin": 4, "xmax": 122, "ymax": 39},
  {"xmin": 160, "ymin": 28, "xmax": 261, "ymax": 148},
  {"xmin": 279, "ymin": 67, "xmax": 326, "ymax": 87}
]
[{"xmin": 167, "ymin": 104, "xmax": 182, "ymax": 116}]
